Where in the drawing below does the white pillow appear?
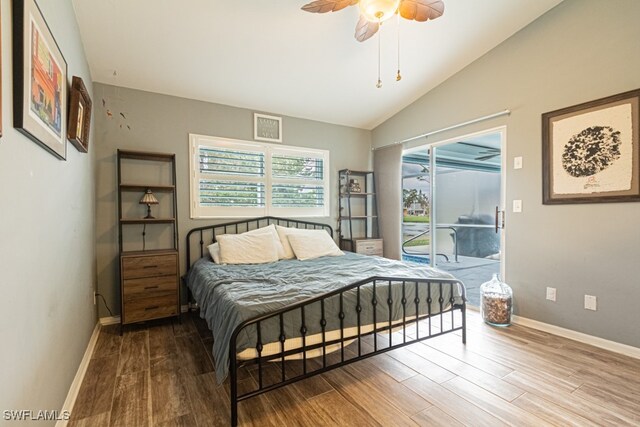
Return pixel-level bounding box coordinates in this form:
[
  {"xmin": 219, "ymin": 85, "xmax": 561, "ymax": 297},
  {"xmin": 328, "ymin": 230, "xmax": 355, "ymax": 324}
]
[
  {"xmin": 244, "ymin": 224, "xmax": 287, "ymax": 260},
  {"xmin": 275, "ymin": 225, "xmax": 311, "ymax": 259},
  {"xmin": 217, "ymin": 232, "xmax": 279, "ymax": 265},
  {"xmin": 287, "ymin": 230, "xmax": 344, "ymax": 261},
  {"xmin": 276, "ymin": 225, "xmax": 297, "ymax": 259},
  {"xmin": 207, "ymin": 242, "xmax": 222, "ymax": 264}
]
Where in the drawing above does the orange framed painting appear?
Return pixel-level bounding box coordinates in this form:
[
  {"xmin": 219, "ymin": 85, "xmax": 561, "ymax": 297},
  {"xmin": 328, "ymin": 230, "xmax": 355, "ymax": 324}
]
[{"xmin": 12, "ymin": 0, "xmax": 67, "ymax": 159}]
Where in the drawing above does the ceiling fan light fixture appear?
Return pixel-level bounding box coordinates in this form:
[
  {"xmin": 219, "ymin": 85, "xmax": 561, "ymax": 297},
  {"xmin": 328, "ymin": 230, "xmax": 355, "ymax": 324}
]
[{"xmin": 359, "ymin": 0, "xmax": 400, "ymax": 23}]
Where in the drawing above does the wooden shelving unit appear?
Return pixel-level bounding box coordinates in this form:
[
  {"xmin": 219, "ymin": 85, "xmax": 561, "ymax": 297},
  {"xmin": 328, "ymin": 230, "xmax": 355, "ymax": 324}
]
[
  {"xmin": 338, "ymin": 169, "xmax": 382, "ymax": 255},
  {"xmin": 117, "ymin": 149, "xmax": 180, "ymax": 332}
]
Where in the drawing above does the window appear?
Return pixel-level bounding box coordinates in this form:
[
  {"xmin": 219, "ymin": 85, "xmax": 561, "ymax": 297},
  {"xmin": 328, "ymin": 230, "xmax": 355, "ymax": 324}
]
[{"xmin": 189, "ymin": 134, "xmax": 330, "ymax": 218}]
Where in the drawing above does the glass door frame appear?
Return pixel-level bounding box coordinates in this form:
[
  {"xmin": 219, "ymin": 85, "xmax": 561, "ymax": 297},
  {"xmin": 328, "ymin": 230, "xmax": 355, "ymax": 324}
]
[{"xmin": 402, "ymin": 125, "xmax": 507, "ymax": 280}]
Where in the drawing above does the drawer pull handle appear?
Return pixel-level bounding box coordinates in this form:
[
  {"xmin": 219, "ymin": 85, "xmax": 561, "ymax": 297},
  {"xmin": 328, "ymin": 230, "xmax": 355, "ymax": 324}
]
[
  {"xmin": 145, "ymin": 306, "xmax": 160, "ymax": 311},
  {"xmin": 144, "ymin": 285, "xmax": 160, "ymax": 290},
  {"xmin": 143, "ymin": 265, "xmax": 158, "ymax": 269}
]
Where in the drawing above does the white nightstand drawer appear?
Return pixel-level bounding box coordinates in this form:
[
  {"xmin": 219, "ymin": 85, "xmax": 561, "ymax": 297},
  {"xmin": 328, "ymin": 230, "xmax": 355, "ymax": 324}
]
[{"xmin": 354, "ymin": 239, "xmax": 383, "ymax": 256}]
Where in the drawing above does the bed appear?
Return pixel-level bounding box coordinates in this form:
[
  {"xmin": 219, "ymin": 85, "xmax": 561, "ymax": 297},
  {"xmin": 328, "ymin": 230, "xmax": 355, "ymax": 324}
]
[{"xmin": 185, "ymin": 217, "xmax": 467, "ymax": 426}]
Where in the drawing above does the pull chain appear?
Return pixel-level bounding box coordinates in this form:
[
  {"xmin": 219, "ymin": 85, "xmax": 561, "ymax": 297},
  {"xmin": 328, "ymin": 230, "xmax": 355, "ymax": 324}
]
[
  {"xmin": 396, "ymin": 12, "xmax": 402, "ymax": 81},
  {"xmin": 376, "ymin": 16, "xmax": 382, "ymax": 89}
]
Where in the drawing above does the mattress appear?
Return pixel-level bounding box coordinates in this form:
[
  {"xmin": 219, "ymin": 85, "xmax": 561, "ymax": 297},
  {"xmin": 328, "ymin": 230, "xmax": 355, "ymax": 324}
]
[{"xmin": 186, "ymin": 252, "xmax": 463, "ymax": 383}]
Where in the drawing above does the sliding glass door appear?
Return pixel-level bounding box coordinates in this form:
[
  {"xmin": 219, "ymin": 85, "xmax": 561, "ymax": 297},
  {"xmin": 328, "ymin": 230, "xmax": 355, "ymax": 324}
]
[{"xmin": 402, "ymin": 129, "xmax": 505, "ymax": 306}]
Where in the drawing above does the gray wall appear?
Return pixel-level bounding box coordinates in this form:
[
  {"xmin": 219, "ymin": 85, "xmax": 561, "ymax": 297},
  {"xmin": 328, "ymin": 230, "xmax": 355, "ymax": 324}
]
[
  {"xmin": 372, "ymin": 0, "xmax": 640, "ymax": 347},
  {"xmin": 0, "ymin": 0, "xmax": 96, "ymax": 419},
  {"xmin": 94, "ymin": 83, "xmax": 372, "ymax": 317}
]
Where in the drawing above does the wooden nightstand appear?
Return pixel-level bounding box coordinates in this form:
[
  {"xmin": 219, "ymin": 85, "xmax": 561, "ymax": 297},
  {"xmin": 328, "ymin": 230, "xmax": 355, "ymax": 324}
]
[
  {"xmin": 354, "ymin": 239, "xmax": 384, "ymax": 257},
  {"xmin": 120, "ymin": 250, "xmax": 180, "ymax": 325}
]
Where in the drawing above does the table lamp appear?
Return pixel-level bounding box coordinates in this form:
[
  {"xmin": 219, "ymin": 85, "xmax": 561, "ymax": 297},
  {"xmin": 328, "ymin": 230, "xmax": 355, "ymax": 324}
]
[{"xmin": 139, "ymin": 189, "xmax": 159, "ymax": 219}]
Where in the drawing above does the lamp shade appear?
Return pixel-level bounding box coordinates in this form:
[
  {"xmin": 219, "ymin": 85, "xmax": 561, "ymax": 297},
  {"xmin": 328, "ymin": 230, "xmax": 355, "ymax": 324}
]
[
  {"xmin": 139, "ymin": 189, "xmax": 159, "ymax": 205},
  {"xmin": 359, "ymin": 0, "xmax": 400, "ymax": 22}
]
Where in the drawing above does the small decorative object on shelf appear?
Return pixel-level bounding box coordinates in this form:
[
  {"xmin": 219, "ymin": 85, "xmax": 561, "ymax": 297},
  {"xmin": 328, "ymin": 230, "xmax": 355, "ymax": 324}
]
[
  {"xmin": 348, "ymin": 178, "xmax": 361, "ymax": 193},
  {"xmin": 480, "ymin": 274, "xmax": 512, "ymax": 327}
]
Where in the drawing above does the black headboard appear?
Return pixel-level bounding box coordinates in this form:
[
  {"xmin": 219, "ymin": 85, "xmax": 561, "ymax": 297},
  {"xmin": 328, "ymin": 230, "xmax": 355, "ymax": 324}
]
[{"xmin": 185, "ymin": 216, "xmax": 333, "ymax": 270}]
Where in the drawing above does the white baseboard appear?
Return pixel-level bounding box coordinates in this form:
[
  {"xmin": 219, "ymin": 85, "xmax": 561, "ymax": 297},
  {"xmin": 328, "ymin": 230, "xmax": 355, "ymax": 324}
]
[
  {"xmin": 511, "ymin": 314, "xmax": 640, "ymax": 360},
  {"xmin": 467, "ymin": 303, "xmax": 638, "ymax": 359},
  {"xmin": 99, "ymin": 305, "xmax": 191, "ymax": 326},
  {"xmin": 56, "ymin": 322, "xmax": 101, "ymax": 427},
  {"xmin": 99, "ymin": 315, "xmax": 120, "ymax": 326}
]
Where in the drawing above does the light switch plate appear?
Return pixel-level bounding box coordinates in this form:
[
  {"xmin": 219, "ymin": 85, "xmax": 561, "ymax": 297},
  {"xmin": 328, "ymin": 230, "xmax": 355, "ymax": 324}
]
[
  {"xmin": 513, "ymin": 199, "xmax": 522, "ymax": 213},
  {"xmin": 546, "ymin": 287, "xmax": 556, "ymax": 302},
  {"xmin": 584, "ymin": 295, "xmax": 597, "ymax": 311},
  {"xmin": 514, "ymin": 156, "xmax": 523, "ymax": 169}
]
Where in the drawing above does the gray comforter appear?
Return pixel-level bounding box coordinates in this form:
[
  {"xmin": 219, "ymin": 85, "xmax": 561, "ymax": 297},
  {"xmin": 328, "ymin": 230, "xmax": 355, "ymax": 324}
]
[{"xmin": 186, "ymin": 252, "xmax": 464, "ymax": 383}]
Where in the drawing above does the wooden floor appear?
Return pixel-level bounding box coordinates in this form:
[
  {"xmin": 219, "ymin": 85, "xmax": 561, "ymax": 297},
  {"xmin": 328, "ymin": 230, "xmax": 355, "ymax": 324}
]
[{"xmin": 69, "ymin": 310, "xmax": 640, "ymax": 426}]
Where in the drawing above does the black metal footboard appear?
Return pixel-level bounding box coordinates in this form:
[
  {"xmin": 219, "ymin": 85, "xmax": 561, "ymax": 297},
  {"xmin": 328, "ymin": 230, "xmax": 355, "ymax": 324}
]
[
  {"xmin": 183, "ymin": 216, "xmax": 466, "ymax": 426},
  {"xmin": 228, "ymin": 275, "xmax": 466, "ymax": 426}
]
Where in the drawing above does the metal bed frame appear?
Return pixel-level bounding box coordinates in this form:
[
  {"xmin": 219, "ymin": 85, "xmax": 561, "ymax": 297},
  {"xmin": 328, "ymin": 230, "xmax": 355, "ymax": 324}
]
[{"xmin": 185, "ymin": 216, "xmax": 467, "ymax": 426}]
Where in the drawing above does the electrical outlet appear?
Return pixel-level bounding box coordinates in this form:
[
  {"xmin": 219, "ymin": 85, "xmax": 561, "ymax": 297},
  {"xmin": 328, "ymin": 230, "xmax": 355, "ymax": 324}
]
[
  {"xmin": 513, "ymin": 199, "xmax": 522, "ymax": 213},
  {"xmin": 584, "ymin": 295, "xmax": 597, "ymax": 311},
  {"xmin": 514, "ymin": 156, "xmax": 523, "ymax": 169},
  {"xmin": 546, "ymin": 287, "xmax": 556, "ymax": 302}
]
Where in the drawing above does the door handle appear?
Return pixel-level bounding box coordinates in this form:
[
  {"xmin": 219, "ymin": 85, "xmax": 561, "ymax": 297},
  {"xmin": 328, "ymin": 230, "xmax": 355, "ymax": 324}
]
[{"xmin": 495, "ymin": 207, "xmax": 505, "ymax": 233}]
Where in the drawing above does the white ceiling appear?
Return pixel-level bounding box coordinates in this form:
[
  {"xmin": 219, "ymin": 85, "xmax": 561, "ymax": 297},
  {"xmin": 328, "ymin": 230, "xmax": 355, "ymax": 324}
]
[{"xmin": 72, "ymin": 0, "xmax": 563, "ymax": 130}]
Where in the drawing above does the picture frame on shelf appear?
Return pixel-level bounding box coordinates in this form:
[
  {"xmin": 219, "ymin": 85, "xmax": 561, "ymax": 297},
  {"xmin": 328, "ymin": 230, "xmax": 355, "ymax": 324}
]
[
  {"xmin": 12, "ymin": 0, "xmax": 68, "ymax": 160},
  {"xmin": 349, "ymin": 178, "xmax": 362, "ymax": 193},
  {"xmin": 254, "ymin": 113, "xmax": 282, "ymax": 143},
  {"xmin": 542, "ymin": 89, "xmax": 640, "ymax": 204},
  {"xmin": 67, "ymin": 76, "xmax": 92, "ymax": 153}
]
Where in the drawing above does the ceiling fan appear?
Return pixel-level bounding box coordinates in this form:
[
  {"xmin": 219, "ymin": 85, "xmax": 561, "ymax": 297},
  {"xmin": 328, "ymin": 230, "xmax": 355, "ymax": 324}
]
[
  {"xmin": 456, "ymin": 142, "xmax": 501, "ymax": 162},
  {"xmin": 302, "ymin": 0, "xmax": 445, "ymax": 87},
  {"xmin": 301, "ymin": 0, "xmax": 445, "ymax": 42}
]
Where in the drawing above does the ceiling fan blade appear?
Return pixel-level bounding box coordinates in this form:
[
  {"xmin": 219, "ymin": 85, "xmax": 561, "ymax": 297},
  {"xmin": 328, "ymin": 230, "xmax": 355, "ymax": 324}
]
[
  {"xmin": 456, "ymin": 141, "xmax": 491, "ymax": 150},
  {"xmin": 475, "ymin": 154, "xmax": 500, "ymax": 161},
  {"xmin": 399, "ymin": 0, "xmax": 445, "ymax": 22},
  {"xmin": 301, "ymin": 0, "xmax": 358, "ymax": 13},
  {"xmin": 355, "ymin": 15, "xmax": 379, "ymax": 42}
]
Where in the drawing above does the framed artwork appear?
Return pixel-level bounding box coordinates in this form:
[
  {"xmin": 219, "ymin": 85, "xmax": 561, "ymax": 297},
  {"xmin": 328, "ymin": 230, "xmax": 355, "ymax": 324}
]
[
  {"xmin": 542, "ymin": 89, "xmax": 640, "ymax": 204},
  {"xmin": 254, "ymin": 113, "xmax": 282, "ymax": 143},
  {"xmin": 68, "ymin": 76, "xmax": 92, "ymax": 153},
  {"xmin": 12, "ymin": 0, "xmax": 68, "ymax": 160}
]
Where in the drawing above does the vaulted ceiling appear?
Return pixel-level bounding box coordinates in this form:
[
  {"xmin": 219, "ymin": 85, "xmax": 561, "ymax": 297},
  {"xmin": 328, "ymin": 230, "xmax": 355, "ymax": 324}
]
[{"xmin": 72, "ymin": 0, "xmax": 563, "ymax": 129}]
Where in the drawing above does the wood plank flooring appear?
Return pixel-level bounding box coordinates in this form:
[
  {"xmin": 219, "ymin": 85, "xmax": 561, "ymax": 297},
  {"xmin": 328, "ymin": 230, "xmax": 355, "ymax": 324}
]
[{"xmin": 69, "ymin": 310, "xmax": 640, "ymax": 426}]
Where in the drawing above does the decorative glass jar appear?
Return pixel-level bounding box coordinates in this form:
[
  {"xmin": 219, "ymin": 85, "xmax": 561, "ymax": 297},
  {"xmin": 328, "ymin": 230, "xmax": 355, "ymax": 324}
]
[{"xmin": 480, "ymin": 274, "xmax": 512, "ymax": 326}]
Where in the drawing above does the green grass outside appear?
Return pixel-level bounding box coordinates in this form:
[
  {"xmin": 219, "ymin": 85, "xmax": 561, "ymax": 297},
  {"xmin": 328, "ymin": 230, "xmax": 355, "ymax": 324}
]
[
  {"xmin": 404, "ymin": 238, "xmax": 430, "ymax": 247},
  {"xmin": 403, "ymin": 215, "xmax": 430, "ymax": 223}
]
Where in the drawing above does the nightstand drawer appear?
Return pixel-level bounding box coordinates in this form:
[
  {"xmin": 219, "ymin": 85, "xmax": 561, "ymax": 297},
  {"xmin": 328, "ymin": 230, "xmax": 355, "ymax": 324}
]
[
  {"xmin": 122, "ymin": 254, "xmax": 177, "ymax": 279},
  {"xmin": 355, "ymin": 239, "xmax": 383, "ymax": 256},
  {"xmin": 123, "ymin": 276, "xmax": 177, "ymax": 301},
  {"xmin": 123, "ymin": 294, "xmax": 178, "ymax": 324}
]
